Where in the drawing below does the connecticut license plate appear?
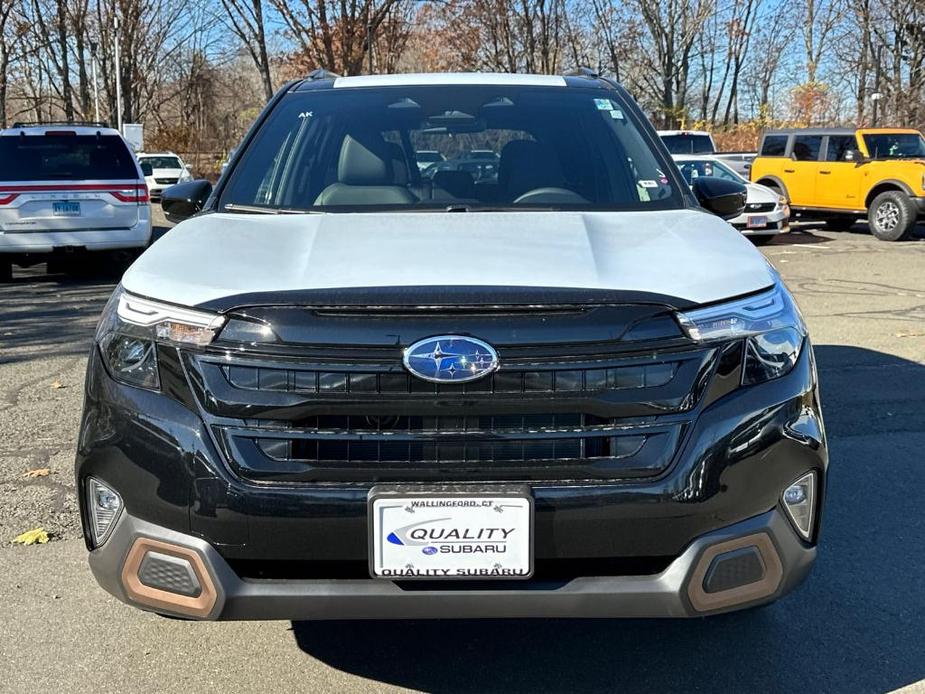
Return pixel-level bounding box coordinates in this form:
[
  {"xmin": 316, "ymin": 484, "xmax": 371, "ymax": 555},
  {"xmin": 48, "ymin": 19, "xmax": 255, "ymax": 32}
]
[
  {"xmin": 747, "ymin": 215, "xmax": 767, "ymax": 228},
  {"xmin": 52, "ymin": 201, "xmax": 81, "ymax": 217},
  {"xmin": 369, "ymin": 486, "xmax": 533, "ymax": 580}
]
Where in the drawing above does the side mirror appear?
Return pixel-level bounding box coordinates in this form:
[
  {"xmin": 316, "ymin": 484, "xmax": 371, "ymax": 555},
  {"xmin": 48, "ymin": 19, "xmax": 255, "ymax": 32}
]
[
  {"xmin": 161, "ymin": 179, "xmax": 212, "ymax": 223},
  {"xmin": 140, "ymin": 162, "xmax": 153, "ymax": 177},
  {"xmin": 691, "ymin": 176, "xmax": 747, "ymax": 220},
  {"xmin": 844, "ymin": 149, "xmax": 864, "ymax": 162}
]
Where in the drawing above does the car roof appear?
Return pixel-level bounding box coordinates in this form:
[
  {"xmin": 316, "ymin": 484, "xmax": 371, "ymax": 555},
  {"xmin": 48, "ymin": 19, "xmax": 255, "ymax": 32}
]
[
  {"xmin": 0, "ymin": 124, "xmax": 122, "ymax": 137},
  {"xmin": 671, "ymin": 154, "xmax": 722, "ymax": 161},
  {"xmin": 289, "ymin": 70, "xmax": 623, "ymax": 93},
  {"xmin": 657, "ymin": 130, "xmax": 712, "ymax": 136},
  {"xmin": 761, "ymin": 128, "xmax": 856, "ymax": 136},
  {"xmin": 330, "ymin": 73, "xmax": 567, "ymax": 89},
  {"xmin": 138, "ymin": 152, "xmax": 179, "ymax": 158}
]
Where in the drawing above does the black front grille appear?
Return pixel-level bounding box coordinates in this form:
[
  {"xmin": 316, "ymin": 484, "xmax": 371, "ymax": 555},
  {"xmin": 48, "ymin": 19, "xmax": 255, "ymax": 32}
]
[
  {"xmin": 154, "ymin": 176, "xmax": 178, "ymax": 184},
  {"xmin": 182, "ymin": 304, "xmax": 717, "ymax": 483},
  {"xmin": 746, "ymin": 202, "xmax": 775, "ymax": 213},
  {"xmin": 222, "ymin": 361, "xmax": 677, "ymax": 396}
]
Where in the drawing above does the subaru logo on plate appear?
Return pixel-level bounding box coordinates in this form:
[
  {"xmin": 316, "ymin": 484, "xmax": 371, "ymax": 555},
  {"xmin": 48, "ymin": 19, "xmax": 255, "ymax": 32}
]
[{"xmin": 403, "ymin": 335, "xmax": 499, "ymax": 384}]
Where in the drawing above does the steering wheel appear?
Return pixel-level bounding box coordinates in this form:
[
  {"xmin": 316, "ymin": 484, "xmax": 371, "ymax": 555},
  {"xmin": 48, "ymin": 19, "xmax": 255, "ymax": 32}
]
[{"xmin": 513, "ymin": 187, "xmax": 589, "ymax": 205}]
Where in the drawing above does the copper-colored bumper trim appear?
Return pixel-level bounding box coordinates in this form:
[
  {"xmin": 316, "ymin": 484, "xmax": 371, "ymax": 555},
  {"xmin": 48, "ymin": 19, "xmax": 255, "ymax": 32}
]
[
  {"xmin": 121, "ymin": 537, "xmax": 218, "ymax": 618},
  {"xmin": 687, "ymin": 532, "xmax": 783, "ymax": 612}
]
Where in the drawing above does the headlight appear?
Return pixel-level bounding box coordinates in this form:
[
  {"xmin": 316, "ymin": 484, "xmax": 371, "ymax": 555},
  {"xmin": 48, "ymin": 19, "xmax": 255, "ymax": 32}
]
[
  {"xmin": 96, "ymin": 286, "xmax": 224, "ymax": 390},
  {"xmin": 677, "ymin": 281, "xmax": 806, "ymax": 384}
]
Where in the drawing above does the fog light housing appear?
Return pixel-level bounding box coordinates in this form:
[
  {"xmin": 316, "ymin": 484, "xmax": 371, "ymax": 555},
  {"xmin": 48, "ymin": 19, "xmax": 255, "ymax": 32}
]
[
  {"xmin": 87, "ymin": 477, "xmax": 122, "ymax": 546},
  {"xmin": 782, "ymin": 471, "xmax": 816, "ymax": 540}
]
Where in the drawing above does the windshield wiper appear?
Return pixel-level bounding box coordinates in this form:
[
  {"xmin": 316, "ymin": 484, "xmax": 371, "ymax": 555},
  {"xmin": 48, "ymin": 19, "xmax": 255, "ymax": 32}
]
[
  {"xmin": 222, "ymin": 203, "xmax": 314, "ymax": 215},
  {"xmin": 443, "ymin": 204, "xmax": 561, "ymax": 212}
]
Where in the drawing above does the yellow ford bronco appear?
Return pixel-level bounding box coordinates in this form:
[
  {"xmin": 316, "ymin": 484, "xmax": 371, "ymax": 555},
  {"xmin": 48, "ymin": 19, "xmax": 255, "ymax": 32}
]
[{"xmin": 750, "ymin": 128, "xmax": 925, "ymax": 241}]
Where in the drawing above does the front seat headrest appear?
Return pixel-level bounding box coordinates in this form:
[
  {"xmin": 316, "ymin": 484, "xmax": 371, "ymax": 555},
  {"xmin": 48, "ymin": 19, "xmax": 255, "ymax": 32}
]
[
  {"xmin": 338, "ymin": 133, "xmax": 394, "ymax": 186},
  {"xmin": 499, "ymin": 140, "xmax": 565, "ymax": 199},
  {"xmin": 432, "ymin": 170, "xmax": 476, "ymax": 199}
]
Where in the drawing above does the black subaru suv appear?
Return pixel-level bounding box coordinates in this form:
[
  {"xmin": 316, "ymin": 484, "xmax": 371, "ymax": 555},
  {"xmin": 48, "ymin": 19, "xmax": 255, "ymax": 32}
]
[{"xmin": 77, "ymin": 71, "xmax": 826, "ymax": 620}]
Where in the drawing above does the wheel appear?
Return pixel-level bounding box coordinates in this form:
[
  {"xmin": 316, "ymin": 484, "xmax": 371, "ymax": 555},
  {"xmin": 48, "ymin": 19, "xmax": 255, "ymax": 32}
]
[
  {"xmin": 749, "ymin": 235, "xmax": 774, "ymax": 246},
  {"xmin": 0, "ymin": 259, "xmax": 11, "ymax": 282},
  {"xmin": 825, "ymin": 216, "xmax": 857, "ymax": 231},
  {"xmin": 868, "ymin": 191, "xmax": 917, "ymax": 241}
]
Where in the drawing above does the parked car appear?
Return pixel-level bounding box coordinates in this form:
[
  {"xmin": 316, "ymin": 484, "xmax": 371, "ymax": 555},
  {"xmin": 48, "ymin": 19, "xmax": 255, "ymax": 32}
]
[
  {"xmin": 750, "ymin": 127, "xmax": 925, "ymax": 241},
  {"xmin": 414, "ymin": 149, "xmax": 445, "ymax": 171},
  {"xmin": 0, "ymin": 122, "xmax": 151, "ymax": 281},
  {"xmin": 421, "ymin": 156, "xmax": 499, "ymax": 184},
  {"xmin": 137, "ymin": 152, "xmax": 192, "ymax": 201},
  {"xmin": 674, "ymin": 155, "xmax": 790, "ymax": 245},
  {"xmin": 658, "ymin": 129, "xmax": 756, "ymax": 176},
  {"xmin": 78, "ymin": 72, "xmax": 824, "ymax": 622}
]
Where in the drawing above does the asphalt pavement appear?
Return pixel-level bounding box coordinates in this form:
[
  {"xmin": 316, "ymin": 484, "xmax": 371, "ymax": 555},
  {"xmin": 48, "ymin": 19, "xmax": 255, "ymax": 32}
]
[{"xmin": 0, "ymin": 216, "xmax": 923, "ymax": 693}]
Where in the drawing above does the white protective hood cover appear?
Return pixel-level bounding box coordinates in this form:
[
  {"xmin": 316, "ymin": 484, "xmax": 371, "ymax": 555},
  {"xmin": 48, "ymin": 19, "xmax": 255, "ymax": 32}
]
[{"xmin": 123, "ymin": 209, "xmax": 775, "ymax": 309}]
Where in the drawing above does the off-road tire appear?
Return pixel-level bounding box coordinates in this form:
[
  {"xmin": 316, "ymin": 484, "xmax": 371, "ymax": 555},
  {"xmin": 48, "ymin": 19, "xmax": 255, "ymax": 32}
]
[{"xmin": 868, "ymin": 191, "xmax": 917, "ymax": 241}]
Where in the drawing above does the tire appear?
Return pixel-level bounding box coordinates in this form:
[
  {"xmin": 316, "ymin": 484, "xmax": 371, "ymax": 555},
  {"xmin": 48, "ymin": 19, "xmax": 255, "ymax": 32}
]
[
  {"xmin": 749, "ymin": 235, "xmax": 774, "ymax": 246},
  {"xmin": 825, "ymin": 216, "xmax": 857, "ymax": 231},
  {"xmin": 868, "ymin": 191, "xmax": 917, "ymax": 241},
  {"xmin": 0, "ymin": 259, "xmax": 12, "ymax": 282}
]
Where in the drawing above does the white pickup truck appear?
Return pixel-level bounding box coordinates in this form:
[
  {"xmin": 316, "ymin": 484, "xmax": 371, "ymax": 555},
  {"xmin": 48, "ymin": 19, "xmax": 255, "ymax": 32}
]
[{"xmin": 657, "ymin": 130, "xmax": 755, "ymax": 177}]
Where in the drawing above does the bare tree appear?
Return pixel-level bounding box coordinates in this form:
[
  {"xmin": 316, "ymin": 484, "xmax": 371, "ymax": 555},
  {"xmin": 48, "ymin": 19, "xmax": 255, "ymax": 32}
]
[
  {"xmin": 270, "ymin": 0, "xmax": 410, "ymax": 75},
  {"xmin": 219, "ymin": 0, "xmax": 273, "ymax": 101}
]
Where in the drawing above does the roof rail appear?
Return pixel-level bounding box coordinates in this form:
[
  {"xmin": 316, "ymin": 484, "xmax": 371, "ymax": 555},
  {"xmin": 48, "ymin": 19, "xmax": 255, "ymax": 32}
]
[
  {"xmin": 565, "ymin": 67, "xmax": 599, "ymax": 79},
  {"xmin": 11, "ymin": 120, "xmax": 110, "ymax": 128},
  {"xmin": 305, "ymin": 69, "xmax": 341, "ymax": 81}
]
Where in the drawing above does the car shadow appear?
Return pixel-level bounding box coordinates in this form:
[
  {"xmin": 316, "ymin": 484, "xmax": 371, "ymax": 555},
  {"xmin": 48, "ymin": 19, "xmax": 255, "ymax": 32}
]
[
  {"xmin": 0, "ymin": 222, "xmax": 173, "ymax": 366},
  {"xmin": 291, "ymin": 345, "xmax": 925, "ymax": 693},
  {"xmin": 0, "ymin": 268, "xmax": 116, "ymax": 365},
  {"xmin": 768, "ymin": 226, "xmax": 832, "ymax": 245}
]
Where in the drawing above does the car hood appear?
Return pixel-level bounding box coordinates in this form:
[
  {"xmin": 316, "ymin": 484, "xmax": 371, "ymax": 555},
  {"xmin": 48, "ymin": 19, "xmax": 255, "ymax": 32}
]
[
  {"xmin": 147, "ymin": 168, "xmax": 183, "ymax": 177},
  {"xmin": 745, "ymin": 183, "xmax": 778, "ymax": 203},
  {"xmin": 123, "ymin": 209, "xmax": 775, "ymax": 310}
]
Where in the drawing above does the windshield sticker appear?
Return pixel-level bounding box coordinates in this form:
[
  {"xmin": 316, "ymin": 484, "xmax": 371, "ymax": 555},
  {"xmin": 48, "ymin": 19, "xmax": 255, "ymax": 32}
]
[
  {"xmin": 638, "ymin": 180, "xmax": 659, "ymax": 188},
  {"xmin": 609, "ymin": 109, "xmax": 624, "ymax": 120},
  {"xmin": 594, "ymin": 98, "xmax": 614, "ymax": 111}
]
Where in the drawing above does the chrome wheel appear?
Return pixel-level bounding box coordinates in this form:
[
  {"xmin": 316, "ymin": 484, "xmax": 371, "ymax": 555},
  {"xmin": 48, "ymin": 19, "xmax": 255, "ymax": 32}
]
[{"xmin": 875, "ymin": 200, "xmax": 900, "ymax": 231}]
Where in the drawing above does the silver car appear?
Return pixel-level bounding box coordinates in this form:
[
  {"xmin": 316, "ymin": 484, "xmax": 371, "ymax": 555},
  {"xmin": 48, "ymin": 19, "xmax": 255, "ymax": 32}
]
[
  {"xmin": 673, "ymin": 155, "xmax": 790, "ymax": 245},
  {"xmin": 0, "ymin": 123, "xmax": 152, "ymax": 280}
]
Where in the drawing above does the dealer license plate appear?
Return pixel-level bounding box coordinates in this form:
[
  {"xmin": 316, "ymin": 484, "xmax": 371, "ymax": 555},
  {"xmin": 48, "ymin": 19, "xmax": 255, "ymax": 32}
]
[
  {"xmin": 52, "ymin": 201, "xmax": 81, "ymax": 217},
  {"xmin": 747, "ymin": 215, "xmax": 767, "ymax": 228},
  {"xmin": 369, "ymin": 487, "xmax": 533, "ymax": 580}
]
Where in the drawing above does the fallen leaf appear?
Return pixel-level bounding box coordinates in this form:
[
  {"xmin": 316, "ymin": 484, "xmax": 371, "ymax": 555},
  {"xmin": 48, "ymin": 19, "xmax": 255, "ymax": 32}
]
[
  {"xmin": 24, "ymin": 468, "xmax": 51, "ymax": 478},
  {"xmin": 51, "ymin": 380, "xmax": 65, "ymax": 389},
  {"xmin": 12, "ymin": 528, "xmax": 50, "ymax": 545},
  {"xmin": 895, "ymin": 331, "xmax": 925, "ymax": 338}
]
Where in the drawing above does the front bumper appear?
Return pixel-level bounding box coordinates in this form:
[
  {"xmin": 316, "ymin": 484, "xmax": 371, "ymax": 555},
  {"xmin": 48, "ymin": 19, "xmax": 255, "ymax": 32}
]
[
  {"xmin": 89, "ymin": 506, "xmax": 814, "ymax": 620},
  {"xmin": 730, "ymin": 208, "xmax": 789, "ymax": 236},
  {"xmin": 77, "ymin": 333, "xmax": 827, "ymax": 620}
]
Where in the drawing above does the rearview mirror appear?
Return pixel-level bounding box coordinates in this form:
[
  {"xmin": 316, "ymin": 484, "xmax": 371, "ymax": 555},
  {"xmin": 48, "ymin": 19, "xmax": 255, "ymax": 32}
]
[
  {"xmin": 161, "ymin": 179, "xmax": 212, "ymax": 223},
  {"xmin": 691, "ymin": 176, "xmax": 747, "ymax": 220}
]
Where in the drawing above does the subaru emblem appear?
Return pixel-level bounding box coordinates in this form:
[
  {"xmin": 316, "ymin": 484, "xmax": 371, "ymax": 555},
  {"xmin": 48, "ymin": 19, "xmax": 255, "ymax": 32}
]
[{"xmin": 403, "ymin": 335, "xmax": 499, "ymax": 383}]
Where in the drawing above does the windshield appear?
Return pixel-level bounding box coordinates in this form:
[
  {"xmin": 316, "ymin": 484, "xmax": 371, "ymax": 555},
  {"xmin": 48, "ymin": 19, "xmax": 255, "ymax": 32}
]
[
  {"xmin": 220, "ymin": 85, "xmax": 682, "ymax": 213},
  {"xmin": 0, "ymin": 134, "xmax": 138, "ymax": 181},
  {"xmin": 660, "ymin": 133, "xmax": 714, "ymax": 155},
  {"xmin": 675, "ymin": 159, "xmax": 744, "ymax": 185},
  {"xmin": 863, "ymin": 133, "xmax": 925, "ymax": 159},
  {"xmin": 140, "ymin": 155, "xmax": 182, "ymax": 169}
]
